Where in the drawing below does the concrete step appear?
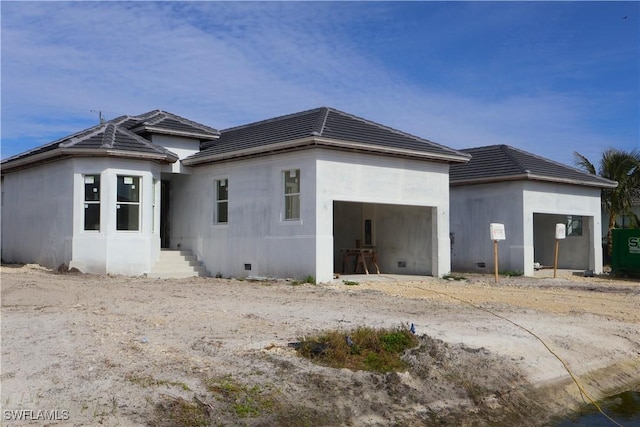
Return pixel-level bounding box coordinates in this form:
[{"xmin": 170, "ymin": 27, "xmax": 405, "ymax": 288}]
[{"xmin": 149, "ymin": 250, "xmax": 208, "ymax": 279}]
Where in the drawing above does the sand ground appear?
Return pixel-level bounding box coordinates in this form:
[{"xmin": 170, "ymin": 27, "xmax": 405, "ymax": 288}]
[{"xmin": 1, "ymin": 264, "xmax": 639, "ymax": 426}]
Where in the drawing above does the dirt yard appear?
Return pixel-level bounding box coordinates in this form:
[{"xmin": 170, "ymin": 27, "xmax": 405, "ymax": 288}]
[{"xmin": 1, "ymin": 265, "xmax": 639, "ymax": 426}]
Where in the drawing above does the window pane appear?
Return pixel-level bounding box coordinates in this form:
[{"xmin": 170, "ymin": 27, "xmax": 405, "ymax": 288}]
[
  {"xmin": 284, "ymin": 170, "xmax": 300, "ymax": 220},
  {"xmin": 117, "ymin": 176, "xmax": 140, "ymax": 202},
  {"xmin": 567, "ymin": 216, "xmax": 582, "ymax": 236},
  {"xmin": 217, "ymin": 179, "xmax": 228, "ymax": 201},
  {"xmin": 215, "ymin": 179, "xmax": 228, "ymax": 224},
  {"xmin": 285, "ymin": 194, "xmax": 300, "ymax": 220},
  {"xmin": 217, "ymin": 201, "xmax": 228, "ymax": 223},
  {"xmin": 84, "ymin": 175, "xmax": 100, "ymax": 201},
  {"xmin": 284, "ymin": 170, "xmax": 300, "ymax": 194},
  {"xmin": 84, "ymin": 203, "xmax": 100, "ymax": 231},
  {"xmin": 84, "ymin": 174, "xmax": 101, "ymax": 231},
  {"xmin": 117, "ymin": 204, "xmax": 139, "ymax": 231}
]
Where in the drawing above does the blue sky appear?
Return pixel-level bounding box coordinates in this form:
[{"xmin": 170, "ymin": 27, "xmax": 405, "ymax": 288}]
[{"xmin": 1, "ymin": 1, "xmax": 638, "ymax": 167}]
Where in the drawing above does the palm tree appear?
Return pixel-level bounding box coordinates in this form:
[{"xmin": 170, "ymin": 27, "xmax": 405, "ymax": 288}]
[{"xmin": 574, "ymin": 148, "xmax": 640, "ymax": 256}]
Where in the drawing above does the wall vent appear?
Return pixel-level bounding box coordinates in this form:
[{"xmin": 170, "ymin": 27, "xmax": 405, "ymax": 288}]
[{"xmin": 244, "ymin": 263, "xmax": 252, "ymax": 271}]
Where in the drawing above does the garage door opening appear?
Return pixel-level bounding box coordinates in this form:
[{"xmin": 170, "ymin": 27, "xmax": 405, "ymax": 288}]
[
  {"xmin": 533, "ymin": 213, "xmax": 592, "ymax": 270},
  {"xmin": 333, "ymin": 201, "xmax": 434, "ymax": 276}
]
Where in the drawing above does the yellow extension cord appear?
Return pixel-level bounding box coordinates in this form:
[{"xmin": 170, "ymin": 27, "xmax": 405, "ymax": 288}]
[{"xmin": 397, "ymin": 281, "xmax": 626, "ymax": 427}]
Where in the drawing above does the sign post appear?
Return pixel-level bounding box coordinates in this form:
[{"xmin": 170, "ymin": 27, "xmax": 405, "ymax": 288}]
[
  {"xmin": 490, "ymin": 223, "xmax": 506, "ymax": 284},
  {"xmin": 554, "ymin": 223, "xmax": 566, "ymax": 278},
  {"xmin": 493, "ymin": 240, "xmax": 499, "ymax": 283}
]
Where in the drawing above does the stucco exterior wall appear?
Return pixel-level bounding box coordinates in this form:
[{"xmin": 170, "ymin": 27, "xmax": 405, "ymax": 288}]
[
  {"xmin": 1, "ymin": 160, "xmax": 74, "ymax": 269},
  {"xmin": 152, "ymin": 134, "xmax": 201, "ymax": 174},
  {"xmin": 170, "ymin": 150, "xmax": 318, "ymax": 280},
  {"xmin": 450, "ymin": 180, "xmax": 603, "ymax": 276},
  {"xmin": 171, "ymin": 148, "xmax": 451, "ymax": 283},
  {"xmin": 316, "ymin": 150, "xmax": 450, "ymax": 280},
  {"xmin": 450, "ymin": 182, "xmax": 525, "ymax": 275},
  {"xmin": 68, "ymin": 158, "xmax": 162, "ymax": 275},
  {"xmin": 523, "ymin": 181, "xmax": 603, "ymax": 275},
  {"xmin": 1, "ymin": 157, "xmax": 162, "ymax": 275}
]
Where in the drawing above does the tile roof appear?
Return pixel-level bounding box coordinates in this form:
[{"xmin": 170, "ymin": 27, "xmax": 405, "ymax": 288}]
[
  {"xmin": 449, "ymin": 144, "xmax": 617, "ymax": 188},
  {"xmin": 1, "ymin": 111, "xmax": 219, "ymax": 172},
  {"xmin": 187, "ymin": 107, "xmax": 470, "ymax": 165},
  {"xmin": 128, "ymin": 110, "xmax": 220, "ymax": 139}
]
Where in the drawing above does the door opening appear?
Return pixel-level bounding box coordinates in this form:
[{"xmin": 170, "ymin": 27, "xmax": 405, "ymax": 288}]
[{"xmin": 160, "ymin": 180, "xmax": 170, "ymax": 248}]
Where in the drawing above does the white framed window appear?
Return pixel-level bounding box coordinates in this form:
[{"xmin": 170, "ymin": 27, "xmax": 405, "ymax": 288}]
[
  {"xmin": 566, "ymin": 215, "xmax": 582, "ymax": 237},
  {"xmin": 284, "ymin": 169, "xmax": 300, "ymax": 220},
  {"xmin": 84, "ymin": 174, "xmax": 100, "ymax": 231},
  {"xmin": 116, "ymin": 175, "xmax": 140, "ymax": 231},
  {"xmin": 215, "ymin": 179, "xmax": 228, "ymax": 224}
]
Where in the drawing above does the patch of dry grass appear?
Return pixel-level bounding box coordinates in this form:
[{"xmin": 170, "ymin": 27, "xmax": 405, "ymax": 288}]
[
  {"xmin": 294, "ymin": 326, "xmax": 418, "ymax": 372},
  {"xmin": 126, "ymin": 373, "xmax": 190, "ymax": 390},
  {"xmin": 205, "ymin": 375, "xmax": 278, "ymax": 418},
  {"xmin": 149, "ymin": 395, "xmax": 210, "ymax": 427}
]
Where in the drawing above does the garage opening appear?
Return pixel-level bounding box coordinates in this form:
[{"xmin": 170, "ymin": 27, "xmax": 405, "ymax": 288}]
[
  {"xmin": 333, "ymin": 201, "xmax": 434, "ymax": 275},
  {"xmin": 533, "ymin": 213, "xmax": 591, "ymax": 270}
]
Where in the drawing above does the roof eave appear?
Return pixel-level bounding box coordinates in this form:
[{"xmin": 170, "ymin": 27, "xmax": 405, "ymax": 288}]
[
  {"xmin": 525, "ymin": 173, "xmax": 618, "ymax": 188},
  {"xmin": 314, "ymin": 138, "xmax": 471, "ymax": 164},
  {"xmin": 1, "ymin": 147, "xmax": 178, "ymax": 173},
  {"xmin": 183, "ymin": 137, "xmax": 317, "ymax": 165},
  {"xmin": 132, "ymin": 125, "xmax": 220, "ymax": 140},
  {"xmin": 450, "ymin": 173, "xmax": 618, "ymax": 188},
  {"xmin": 183, "ymin": 137, "xmax": 471, "ymax": 166},
  {"xmin": 63, "ymin": 148, "xmax": 179, "ymax": 162},
  {"xmin": 1, "ymin": 148, "xmax": 67, "ymax": 173}
]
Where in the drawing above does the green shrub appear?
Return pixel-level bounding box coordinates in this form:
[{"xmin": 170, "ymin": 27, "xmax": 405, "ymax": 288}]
[{"xmin": 380, "ymin": 331, "xmax": 414, "ymax": 353}]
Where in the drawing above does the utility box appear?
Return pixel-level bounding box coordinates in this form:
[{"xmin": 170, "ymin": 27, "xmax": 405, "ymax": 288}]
[{"xmin": 611, "ymin": 228, "xmax": 640, "ymax": 276}]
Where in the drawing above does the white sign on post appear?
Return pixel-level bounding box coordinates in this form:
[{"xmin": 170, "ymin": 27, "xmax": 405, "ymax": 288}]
[
  {"xmin": 490, "ymin": 223, "xmax": 506, "ymax": 241},
  {"xmin": 553, "ymin": 223, "xmax": 566, "ymax": 279}
]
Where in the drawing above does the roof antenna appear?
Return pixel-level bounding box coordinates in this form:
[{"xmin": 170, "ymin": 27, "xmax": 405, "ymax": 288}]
[{"xmin": 90, "ymin": 110, "xmax": 106, "ymax": 124}]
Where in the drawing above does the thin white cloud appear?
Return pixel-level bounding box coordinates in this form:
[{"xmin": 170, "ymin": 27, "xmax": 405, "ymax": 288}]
[{"xmin": 1, "ymin": 1, "xmax": 638, "ymax": 165}]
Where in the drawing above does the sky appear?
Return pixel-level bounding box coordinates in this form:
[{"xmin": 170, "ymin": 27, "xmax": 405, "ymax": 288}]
[{"xmin": 1, "ymin": 1, "xmax": 639, "ymax": 168}]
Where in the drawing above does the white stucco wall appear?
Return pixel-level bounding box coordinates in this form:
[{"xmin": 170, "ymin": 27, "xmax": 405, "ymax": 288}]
[
  {"xmin": 1, "ymin": 160, "xmax": 74, "ymax": 269},
  {"xmin": 450, "ymin": 180, "xmax": 603, "ymax": 276},
  {"xmin": 170, "ymin": 148, "xmax": 452, "ymax": 283},
  {"xmin": 316, "ymin": 150, "xmax": 450, "ymax": 280},
  {"xmin": 68, "ymin": 158, "xmax": 162, "ymax": 275},
  {"xmin": 152, "ymin": 134, "xmax": 201, "ymax": 174},
  {"xmin": 170, "ymin": 150, "xmax": 318, "ymax": 280},
  {"xmin": 2, "ymin": 158, "xmax": 162, "ymax": 275},
  {"xmin": 523, "ymin": 181, "xmax": 603, "ymax": 275},
  {"xmin": 450, "ymin": 182, "xmax": 525, "ymax": 275}
]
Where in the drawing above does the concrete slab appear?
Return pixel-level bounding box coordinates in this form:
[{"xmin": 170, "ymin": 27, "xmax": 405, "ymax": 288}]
[{"xmin": 331, "ymin": 273, "xmax": 434, "ymax": 284}]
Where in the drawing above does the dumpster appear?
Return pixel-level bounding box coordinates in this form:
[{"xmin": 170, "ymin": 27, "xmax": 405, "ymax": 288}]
[{"xmin": 611, "ymin": 228, "xmax": 640, "ymax": 276}]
